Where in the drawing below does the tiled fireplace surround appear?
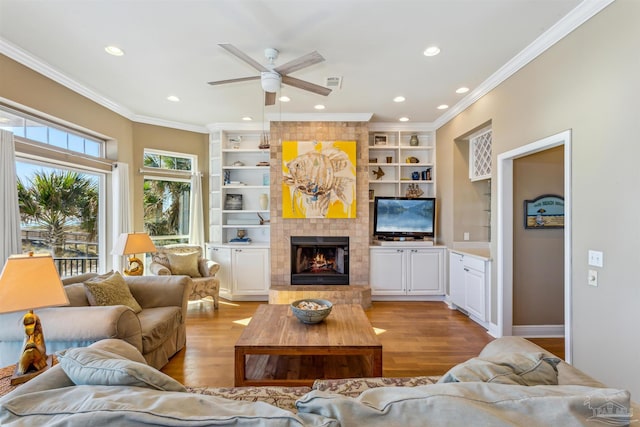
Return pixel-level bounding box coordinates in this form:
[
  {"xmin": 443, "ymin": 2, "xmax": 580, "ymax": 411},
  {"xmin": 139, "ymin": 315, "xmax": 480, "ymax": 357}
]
[{"xmin": 268, "ymin": 121, "xmax": 371, "ymax": 306}]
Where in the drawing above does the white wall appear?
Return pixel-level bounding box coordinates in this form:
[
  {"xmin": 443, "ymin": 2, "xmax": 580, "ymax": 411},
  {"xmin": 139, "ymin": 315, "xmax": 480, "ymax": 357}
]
[{"xmin": 437, "ymin": 0, "xmax": 640, "ymax": 397}]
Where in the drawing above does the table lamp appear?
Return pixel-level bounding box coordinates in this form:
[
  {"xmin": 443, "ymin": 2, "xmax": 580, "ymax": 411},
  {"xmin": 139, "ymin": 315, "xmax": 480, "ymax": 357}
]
[
  {"xmin": 112, "ymin": 232, "xmax": 157, "ymax": 276},
  {"xmin": 0, "ymin": 252, "xmax": 69, "ymax": 385}
]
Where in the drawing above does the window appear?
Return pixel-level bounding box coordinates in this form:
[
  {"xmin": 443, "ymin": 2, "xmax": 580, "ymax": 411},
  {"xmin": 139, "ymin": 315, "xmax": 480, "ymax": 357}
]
[
  {"xmin": 2, "ymin": 105, "xmax": 108, "ymax": 277},
  {"xmin": 16, "ymin": 160, "xmax": 105, "ymax": 276},
  {"xmin": 0, "ymin": 106, "xmax": 103, "ymax": 157},
  {"xmin": 142, "ymin": 149, "xmax": 196, "ymax": 246}
]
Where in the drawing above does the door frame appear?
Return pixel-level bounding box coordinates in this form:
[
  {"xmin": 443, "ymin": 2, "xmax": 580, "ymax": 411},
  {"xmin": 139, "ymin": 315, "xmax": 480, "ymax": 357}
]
[{"xmin": 496, "ymin": 130, "xmax": 572, "ymax": 362}]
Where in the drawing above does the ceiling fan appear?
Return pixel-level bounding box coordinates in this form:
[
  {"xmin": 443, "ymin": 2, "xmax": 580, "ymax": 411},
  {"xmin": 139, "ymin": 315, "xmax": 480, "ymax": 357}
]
[{"xmin": 208, "ymin": 44, "xmax": 332, "ymax": 106}]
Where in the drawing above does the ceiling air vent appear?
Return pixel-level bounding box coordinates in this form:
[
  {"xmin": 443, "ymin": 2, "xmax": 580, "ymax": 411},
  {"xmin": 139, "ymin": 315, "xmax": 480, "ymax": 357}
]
[{"xmin": 325, "ymin": 76, "xmax": 342, "ymax": 89}]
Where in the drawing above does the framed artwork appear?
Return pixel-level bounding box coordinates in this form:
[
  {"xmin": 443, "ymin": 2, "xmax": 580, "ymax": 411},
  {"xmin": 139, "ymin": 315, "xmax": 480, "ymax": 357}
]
[
  {"xmin": 282, "ymin": 140, "xmax": 357, "ymax": 219},
  {"xmin": 524, "ymin": 194, "xmax": 564, "ymax": 229},
  {"xmin": 224, "ymin": 194, "xmax": 243, "ymax": 210},
  {"xmin": 373, "ymin": 134, "xmax": 388, "ymax": 145}
]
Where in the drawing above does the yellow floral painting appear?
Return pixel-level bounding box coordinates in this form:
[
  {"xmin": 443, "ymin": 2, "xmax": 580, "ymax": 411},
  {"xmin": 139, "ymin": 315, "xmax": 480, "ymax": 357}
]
[{"xmin": 282, "ymin": 140, "xmax": 357, "ymax": 218}]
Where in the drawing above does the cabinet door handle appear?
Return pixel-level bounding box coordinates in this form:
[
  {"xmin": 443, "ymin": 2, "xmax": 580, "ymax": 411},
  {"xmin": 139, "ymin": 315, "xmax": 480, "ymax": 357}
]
[
  {"xmin": 235, "ymin": 249, "xmax": 242, "ymax": 252},
  {"xmin": 397, "ymin": 249, "xmax": 403, "ymax": 253},
  {"xmin": 464, "ymin": 268, "xmax": 469, "ymax": 272}
]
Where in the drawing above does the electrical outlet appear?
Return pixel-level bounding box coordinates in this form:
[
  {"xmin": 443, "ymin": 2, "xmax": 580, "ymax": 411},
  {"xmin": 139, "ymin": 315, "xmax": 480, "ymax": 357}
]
[
  {"xmin": 588, "ymin": 250, "xmax": 603, "ymax": 267},
  {"xmin": 463, "ymin": 232, "xmax": 470, "ymax": 241},
  {"xmin": 588, "ymin": 269, "xmax": 598, "ymax": 287}
]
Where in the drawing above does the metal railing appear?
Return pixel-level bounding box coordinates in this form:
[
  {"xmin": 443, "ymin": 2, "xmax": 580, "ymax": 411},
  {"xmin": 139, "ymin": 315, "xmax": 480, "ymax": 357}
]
[{"xmin": 53, "ymin": 257, "xmax": 99, "ymax": 278}]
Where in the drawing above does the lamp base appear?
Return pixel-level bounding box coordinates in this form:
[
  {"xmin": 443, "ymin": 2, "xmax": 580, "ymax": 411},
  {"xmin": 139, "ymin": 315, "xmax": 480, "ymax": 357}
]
[
  {"xmin": 10, "ymin": 354, "xmax": 55, "ymax": 386},
  {"xmin": 124, "ymin": 256, "xmax": 144, "ymax": 276}
]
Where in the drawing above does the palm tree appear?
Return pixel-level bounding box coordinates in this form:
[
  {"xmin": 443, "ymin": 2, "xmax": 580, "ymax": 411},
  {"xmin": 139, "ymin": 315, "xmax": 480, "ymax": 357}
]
[{"xmin": 18, "ymin": 170, "xmax": 98, "ymax": 256}]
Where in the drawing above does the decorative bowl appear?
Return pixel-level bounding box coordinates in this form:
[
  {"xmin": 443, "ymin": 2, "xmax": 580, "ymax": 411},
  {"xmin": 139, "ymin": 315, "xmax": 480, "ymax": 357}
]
[{"xmin": 290, "ymin": 299, "xmax": 333, "ymax": 324}]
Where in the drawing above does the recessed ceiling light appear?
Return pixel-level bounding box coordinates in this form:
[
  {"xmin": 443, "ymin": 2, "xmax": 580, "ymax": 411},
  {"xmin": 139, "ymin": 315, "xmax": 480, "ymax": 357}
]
[
  {"xmin": 314, "ymin": 104, "xmax": 325, "ymax": 110},
  {"xmin": 279, "ymin": 95, "xmax": 290, "ymax": 102},
  {"xmin": 393, "ymin": 96, "xmax": 406, "ymax": 103},
  {"xmin": 456, "ymin": 87, "xmax": 469, "ymax": 94},
  {"xmin": 104, "ymin": 45, "xmax": 125, "ymax": 56},
  {"xmin": 437, "ymin": 104, "xmax": 449, "ymax": 110},
  {"xmin": 167, "ymin": 95, "xmax": 180, "ymax": 102},
  {"xmin": 399, "ymin": 117, "xmax": 410, "ymax": 122},
  {"xmin": 242, "ymin": 116, "xmax": 252, "ymax": 121},
  {"xmin": 423, "ymin": 46, "xmax": 440, "ymax": 57}
]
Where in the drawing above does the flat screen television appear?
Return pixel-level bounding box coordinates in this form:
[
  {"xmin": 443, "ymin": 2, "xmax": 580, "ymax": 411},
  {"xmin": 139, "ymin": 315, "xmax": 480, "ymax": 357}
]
[{"xmin": 373, "ymin": 196, "xmax": 436, "ymax": 240}]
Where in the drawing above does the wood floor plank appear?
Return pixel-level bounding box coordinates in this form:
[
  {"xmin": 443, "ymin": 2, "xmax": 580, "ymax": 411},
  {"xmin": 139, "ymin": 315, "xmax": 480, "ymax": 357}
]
[{"xmin": 161, "ymin": 300, "xmax": 564, "ymax": 387}]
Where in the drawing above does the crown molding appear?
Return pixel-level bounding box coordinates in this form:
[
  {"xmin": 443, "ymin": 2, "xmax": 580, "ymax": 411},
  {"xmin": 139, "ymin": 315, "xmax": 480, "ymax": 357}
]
[
  {"xmin": 264, "ymin": 112, "xmax": 373, "ymax": 122},
  {"xmin": 369, "ymin": 122, "xmax": 436, "ymax": 132},
  {"xmin": 0, "ymin": 37, "xmax": 135, "ymax": 120},
  {"xmin": 131, "ymin": 114, "xmax": 208, "ymax": 134},
  {"xmin": 433, "ymin": 0, "xmax": 616, "ymax": 130}
]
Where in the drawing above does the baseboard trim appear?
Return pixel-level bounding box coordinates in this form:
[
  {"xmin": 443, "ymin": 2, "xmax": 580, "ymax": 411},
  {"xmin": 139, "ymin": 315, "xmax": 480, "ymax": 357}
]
[{"xmin": 512, "ymin": 325, "xmax": 564, "ymax": 338}]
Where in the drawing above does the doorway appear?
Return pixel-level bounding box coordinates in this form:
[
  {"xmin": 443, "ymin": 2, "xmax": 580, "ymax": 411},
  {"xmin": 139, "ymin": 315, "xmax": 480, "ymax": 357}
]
[{"xmin": 496, "ymin": 130, "xmax": 572, "ymax": 362}]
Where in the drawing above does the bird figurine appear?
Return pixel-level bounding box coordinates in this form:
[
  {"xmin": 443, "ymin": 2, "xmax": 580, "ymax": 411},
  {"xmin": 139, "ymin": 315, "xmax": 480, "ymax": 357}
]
[{"xmin": 372, "ymin": 167, "xmax": 385, "ymax": 180}]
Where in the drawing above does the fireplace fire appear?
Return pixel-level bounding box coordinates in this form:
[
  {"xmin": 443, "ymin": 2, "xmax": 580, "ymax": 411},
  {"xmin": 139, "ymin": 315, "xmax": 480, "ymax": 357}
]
[{"xmin": 291, "ymin": 236, "xmax": 349, "ymax": 285}]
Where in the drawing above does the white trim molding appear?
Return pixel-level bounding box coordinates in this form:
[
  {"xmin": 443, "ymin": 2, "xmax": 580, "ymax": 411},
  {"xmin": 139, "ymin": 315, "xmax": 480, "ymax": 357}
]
[
  {"xmin": 512, "ymin": 325, "xmax": 565, "ymax": 338},
  {"xmin": 497, "ymin": 129, "xmax": 572, "ymax": 362}
]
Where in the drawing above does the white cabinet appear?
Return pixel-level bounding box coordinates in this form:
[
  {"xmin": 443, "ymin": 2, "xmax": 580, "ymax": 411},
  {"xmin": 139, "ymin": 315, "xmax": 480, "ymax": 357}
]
[
  {"xmin": 370, "ymin": 246, "xmax": 445, "ymax": 299},
  {"xmin": 207, "ymin": 244, "xmax": 270, "ymax": 301},
  {"xmin": 449, "ymin": 250, "xmax": 491, "ymax": 327}
]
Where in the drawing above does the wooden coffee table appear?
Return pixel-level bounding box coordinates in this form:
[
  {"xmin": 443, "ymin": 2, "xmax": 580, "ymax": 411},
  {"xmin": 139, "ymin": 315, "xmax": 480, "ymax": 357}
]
[{"xmin": 235, "ymin": 304, "xmax": 382, "ymax": 386}]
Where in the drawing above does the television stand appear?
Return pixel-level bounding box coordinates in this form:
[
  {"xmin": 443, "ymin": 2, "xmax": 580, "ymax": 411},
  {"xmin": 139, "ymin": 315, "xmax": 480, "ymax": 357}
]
[{"xmin": 372, "ymin": 239, "xmax": 434, "ymax": 247}]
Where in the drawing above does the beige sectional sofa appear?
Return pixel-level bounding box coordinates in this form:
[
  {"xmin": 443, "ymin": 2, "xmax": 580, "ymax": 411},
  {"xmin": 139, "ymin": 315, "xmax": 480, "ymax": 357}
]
[
  {"xmin": 0, "ymin": 336, "xmax": 636, "ymax": 426},
  {"xmin": 0, "ymin": 273, "xmax": 191, "ymax": 370}
]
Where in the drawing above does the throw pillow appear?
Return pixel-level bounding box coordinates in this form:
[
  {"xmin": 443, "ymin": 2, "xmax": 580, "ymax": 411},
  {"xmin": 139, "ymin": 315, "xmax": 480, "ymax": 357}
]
[
  {"xmin": 84, "ymin": 271, "xmax": 142, "ymax": 313},
  {"xmin": 57, "ymin": 347, "xmax": 185, "ymax": 392},
  {"xmin": 438, "ymin": 352, "xmax": 560, "ymax": 386},
  {"xmin": 166, "ymin": 251, "xmax": 201, "ymax": 277}
]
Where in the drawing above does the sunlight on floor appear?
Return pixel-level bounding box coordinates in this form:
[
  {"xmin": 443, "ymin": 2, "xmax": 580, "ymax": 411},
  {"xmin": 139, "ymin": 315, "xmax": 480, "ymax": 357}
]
[
  {"xmin": 373, "ymin": 327, "xmax": 386, "ymax": 335},
  {"xmin": 233, "ymin": 317, "xmax": 252, "ymax": 326}
]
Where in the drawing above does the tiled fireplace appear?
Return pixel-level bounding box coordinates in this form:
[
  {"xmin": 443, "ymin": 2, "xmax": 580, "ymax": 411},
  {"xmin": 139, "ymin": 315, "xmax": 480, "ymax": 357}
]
[
  {"xmin": 268, "ymin": 121, "xmax": 370, "ymax": 287},
  {"xmin": 291, "ymin": 236, "xmax": 349, "ymax": 285}
]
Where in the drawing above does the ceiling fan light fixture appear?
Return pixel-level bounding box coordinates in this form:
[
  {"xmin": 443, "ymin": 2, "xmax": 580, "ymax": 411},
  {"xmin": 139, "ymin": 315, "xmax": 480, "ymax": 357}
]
[{"xmin": 261, "ymin": 71, "xmax": 281, "ymax": 93}]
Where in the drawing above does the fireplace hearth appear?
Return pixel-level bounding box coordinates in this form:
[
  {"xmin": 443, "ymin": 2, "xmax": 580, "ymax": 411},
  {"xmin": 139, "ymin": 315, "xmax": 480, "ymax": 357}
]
[{"xmin": 291, "ymin": 236, "xmax": 349, "ymax": 285}]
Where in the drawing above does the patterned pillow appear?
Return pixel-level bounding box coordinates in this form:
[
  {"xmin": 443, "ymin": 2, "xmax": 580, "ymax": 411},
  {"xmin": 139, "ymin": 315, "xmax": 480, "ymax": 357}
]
[
  {"xmin": 166, "ymin": 251, "xmax": 201, "ymax": 277},
  {"xmin": 84, "ymin": 271, "xmax": 142, "ymax": 313}
]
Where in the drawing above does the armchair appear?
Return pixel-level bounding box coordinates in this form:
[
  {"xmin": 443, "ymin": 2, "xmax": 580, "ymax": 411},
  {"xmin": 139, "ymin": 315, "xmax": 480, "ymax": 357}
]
[{"xmin": 149, "ymin": 244, "xmax": 220, "ymax": 309}]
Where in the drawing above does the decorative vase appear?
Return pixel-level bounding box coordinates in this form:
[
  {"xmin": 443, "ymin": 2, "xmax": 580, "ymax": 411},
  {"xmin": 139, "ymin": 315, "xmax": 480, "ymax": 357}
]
[
  {"xmin": 259, "ymin": 193, "xmax": 269, "ymax": 210},
  {"xmin": 237, "ymin": 229, "xmax": 246, "ymax": 239},
  {"xmin": 409, "ymin": 134, "xmax": 419, "ymax": 146}
]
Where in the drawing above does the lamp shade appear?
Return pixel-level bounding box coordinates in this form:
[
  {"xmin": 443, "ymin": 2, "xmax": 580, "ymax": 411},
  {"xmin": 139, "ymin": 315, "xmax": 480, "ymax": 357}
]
[
  {"xmin": 112, "ymin": 232, "xmax": 157, "ymax": 256},
  {"xmin": 0, "ymin": 253, "xmax": 69, "ymax": 314}
]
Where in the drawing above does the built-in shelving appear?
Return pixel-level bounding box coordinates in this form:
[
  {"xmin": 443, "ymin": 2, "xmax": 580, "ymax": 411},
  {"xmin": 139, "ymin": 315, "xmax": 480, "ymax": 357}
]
[{"xmin": 209, "ymin": 128, "xmax": 270, "ymax": 245}]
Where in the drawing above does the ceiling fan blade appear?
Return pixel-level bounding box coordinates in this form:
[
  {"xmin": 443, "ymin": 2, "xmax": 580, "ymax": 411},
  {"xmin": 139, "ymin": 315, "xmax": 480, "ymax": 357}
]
[
  {"xmin": 282, "ymin": 75, "xmax": 332, "ymax": 96},
  {"xmin": 219, "ymin": 43, "xmax": 268, "ymax": 72},
  {"xmin": 274, "ymin": 51, "xmax": 325, "ymax": 75},
  {"xmin": 265, "ymin": 91, "xmax": 276, "ymax": 106},
  {"xmin": 207, "ymin": 76, "xmax": 260, "ymax": 86}
]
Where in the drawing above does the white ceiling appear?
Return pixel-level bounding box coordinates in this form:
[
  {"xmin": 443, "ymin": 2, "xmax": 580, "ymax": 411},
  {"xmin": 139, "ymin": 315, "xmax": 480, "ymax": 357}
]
[{"xmin": 0, "ymin": 0, "xmax": 592, "ymax": 132}]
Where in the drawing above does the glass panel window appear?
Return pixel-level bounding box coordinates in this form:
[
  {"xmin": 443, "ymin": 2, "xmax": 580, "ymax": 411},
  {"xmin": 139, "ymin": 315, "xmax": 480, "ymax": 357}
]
[
  {"xmin": 0, "ymin": 105, "xmax": 104, "ymax": 157},
  {"xmin": 143, "ymin": 177, "xmax": 191, "ymax": 246},
  {"xmin": 67, "ymin": 133, "xmax": 84, "ymax": 152},
  {"xmin": 143, "ymin": 149, "xmax": 193, "ymax": 172},
  {"xmin": 25, "ymin": 119, "xmax": 47, "ymax": 143},
  {"xmin": 17, "ymin": 160, "xmax": 103, "ymax": 277},
  {"xmin": 84, "ymin": 139, "xmax": 101, "ymax": 157}
]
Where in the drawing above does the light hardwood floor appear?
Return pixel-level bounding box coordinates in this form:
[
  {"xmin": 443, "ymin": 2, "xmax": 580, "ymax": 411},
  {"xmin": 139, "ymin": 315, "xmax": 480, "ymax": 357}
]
[{"xmin": 162, "ymin": 299, "xmax": 564, "ymax": 387}]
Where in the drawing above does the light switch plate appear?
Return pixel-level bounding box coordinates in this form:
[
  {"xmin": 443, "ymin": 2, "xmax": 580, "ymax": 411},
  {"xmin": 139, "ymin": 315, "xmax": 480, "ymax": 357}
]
[
  {"xmin": 588, "ymin": 269, "xmax": 598, "ymax": 286},
  {"xmin": 588, "ymin": 250, "xmax": 603, "ymax": 267}
]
